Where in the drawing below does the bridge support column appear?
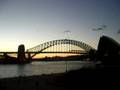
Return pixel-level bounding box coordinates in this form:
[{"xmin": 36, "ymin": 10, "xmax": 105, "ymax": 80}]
[
  {"xmin": 17, "ymin": 44, "xmax": 26, "ymax": 63},
  {"xmin": 28, "ymin": 53, "xmax": 32, "ymax": 60}
]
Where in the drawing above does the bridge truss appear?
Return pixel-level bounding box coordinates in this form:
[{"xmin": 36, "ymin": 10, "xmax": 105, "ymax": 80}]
[{"xmin": 27, "ymin": 39, "xmax": 96, "ymax": 57}]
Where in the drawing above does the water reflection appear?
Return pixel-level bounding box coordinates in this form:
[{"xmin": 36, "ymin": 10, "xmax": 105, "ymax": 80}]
[
  {"xmin": 17, "ymin": 64, "xmax": 26, "ymax": 76},
  {"xmin": 0, "ymin": 61, "xmax": 95, "ymax": 78}
]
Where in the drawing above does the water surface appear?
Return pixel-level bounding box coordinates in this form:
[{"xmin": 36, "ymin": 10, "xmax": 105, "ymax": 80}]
[{"xmin": 0, "ymin": 61, "xmax": 95, "ymax": 78}]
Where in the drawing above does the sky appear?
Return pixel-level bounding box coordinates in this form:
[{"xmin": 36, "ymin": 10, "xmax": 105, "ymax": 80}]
[{"xmin": 0, "ymin": 0, "xmax": 120, "ymax": 51}]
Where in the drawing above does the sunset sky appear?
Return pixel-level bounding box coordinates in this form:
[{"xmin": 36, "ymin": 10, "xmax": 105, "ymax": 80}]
[{"xmin": 0, "ymin": 0, "xmax": 120, "ymax": 51}]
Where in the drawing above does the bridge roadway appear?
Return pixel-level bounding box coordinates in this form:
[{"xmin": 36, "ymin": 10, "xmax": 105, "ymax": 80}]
[{"xmin": 0, "ymin": 52, "xmax": 87, "ymax": 54}]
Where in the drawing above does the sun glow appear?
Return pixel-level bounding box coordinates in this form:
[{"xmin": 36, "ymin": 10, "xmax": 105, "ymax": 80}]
[{"xmin": 33, "ymin": 53, "xmax": 80, "ymax": 58}]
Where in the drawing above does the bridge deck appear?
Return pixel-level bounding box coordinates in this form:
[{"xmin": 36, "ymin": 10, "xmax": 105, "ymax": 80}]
[{"xmin": 0, "ymin": 52, "xmax": 87, "ymax": 54}]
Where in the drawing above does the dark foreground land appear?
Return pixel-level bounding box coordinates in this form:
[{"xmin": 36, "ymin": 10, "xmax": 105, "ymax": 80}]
[{"xmin": 0, "ymin": 66, "xmax": 120, "ymax": 90}]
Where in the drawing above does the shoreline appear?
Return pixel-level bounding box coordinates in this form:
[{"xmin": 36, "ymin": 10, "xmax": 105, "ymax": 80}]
[{"xmin": 0, "ymin": 67, "xmax": 120, "ymax": 89}]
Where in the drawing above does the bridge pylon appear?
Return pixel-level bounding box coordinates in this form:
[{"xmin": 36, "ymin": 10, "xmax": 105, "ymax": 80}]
[{"xmin": 17, "ymin": 44, "xmax": 26, "ymax": 63}]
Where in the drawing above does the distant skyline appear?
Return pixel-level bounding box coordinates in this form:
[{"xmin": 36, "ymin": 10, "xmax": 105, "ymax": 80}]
[{"xmin": 0, "ymin": 0, "xmax": 120, "ymax": 51}]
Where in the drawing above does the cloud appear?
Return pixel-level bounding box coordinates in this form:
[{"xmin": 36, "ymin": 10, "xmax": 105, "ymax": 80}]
[
  {"xmin": 92, "ymin": 27, "xmax": 104, "ymax": 31},
  {"xmin": 101, "ymin": 25, "xmax": 107, "ymax": 28},
  {"xmin": 92, "ymin": 25, "xmax": 107, "ymax": 31},
  {"xmin": 117, "ymin": 29, "xmax": 120, "ymax": 34},
  {"xmin": 64, "ymin": 30, "xmax": 71, "ymax": 33}
]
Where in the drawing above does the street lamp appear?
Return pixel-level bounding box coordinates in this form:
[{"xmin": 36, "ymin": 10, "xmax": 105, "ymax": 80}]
[{"xmin": 64, "ymin": 30, "xmax": 71, "ymax": 72}]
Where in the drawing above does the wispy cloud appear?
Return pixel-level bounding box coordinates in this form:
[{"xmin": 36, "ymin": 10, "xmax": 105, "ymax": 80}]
[
  {"xmin": 117, "ymin": 29, "xmax": 120, "ymax": 34},
  {"xmin": 64, "ymin": 30, "xmax": 71, "ymax": 33},
  {"xmin": 92, "ymin": 25, "xmax": 107, "ymax": 31}
]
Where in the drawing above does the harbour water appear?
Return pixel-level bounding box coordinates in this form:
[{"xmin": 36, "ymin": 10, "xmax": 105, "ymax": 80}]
[{"xmin": 0, "ymin": 61, "xmax": 95, "ymax": 78}]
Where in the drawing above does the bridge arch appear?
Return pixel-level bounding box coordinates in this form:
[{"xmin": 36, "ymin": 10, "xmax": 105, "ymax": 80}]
[{"xmin": 26, "ymin": 39, "xmax": 96, "ymax": 57}]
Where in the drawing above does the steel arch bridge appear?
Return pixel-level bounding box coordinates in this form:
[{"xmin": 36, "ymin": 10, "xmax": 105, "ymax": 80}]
[{"xmin": 26, "ymin": 39, "xmax": 96, "ymax": 57}]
